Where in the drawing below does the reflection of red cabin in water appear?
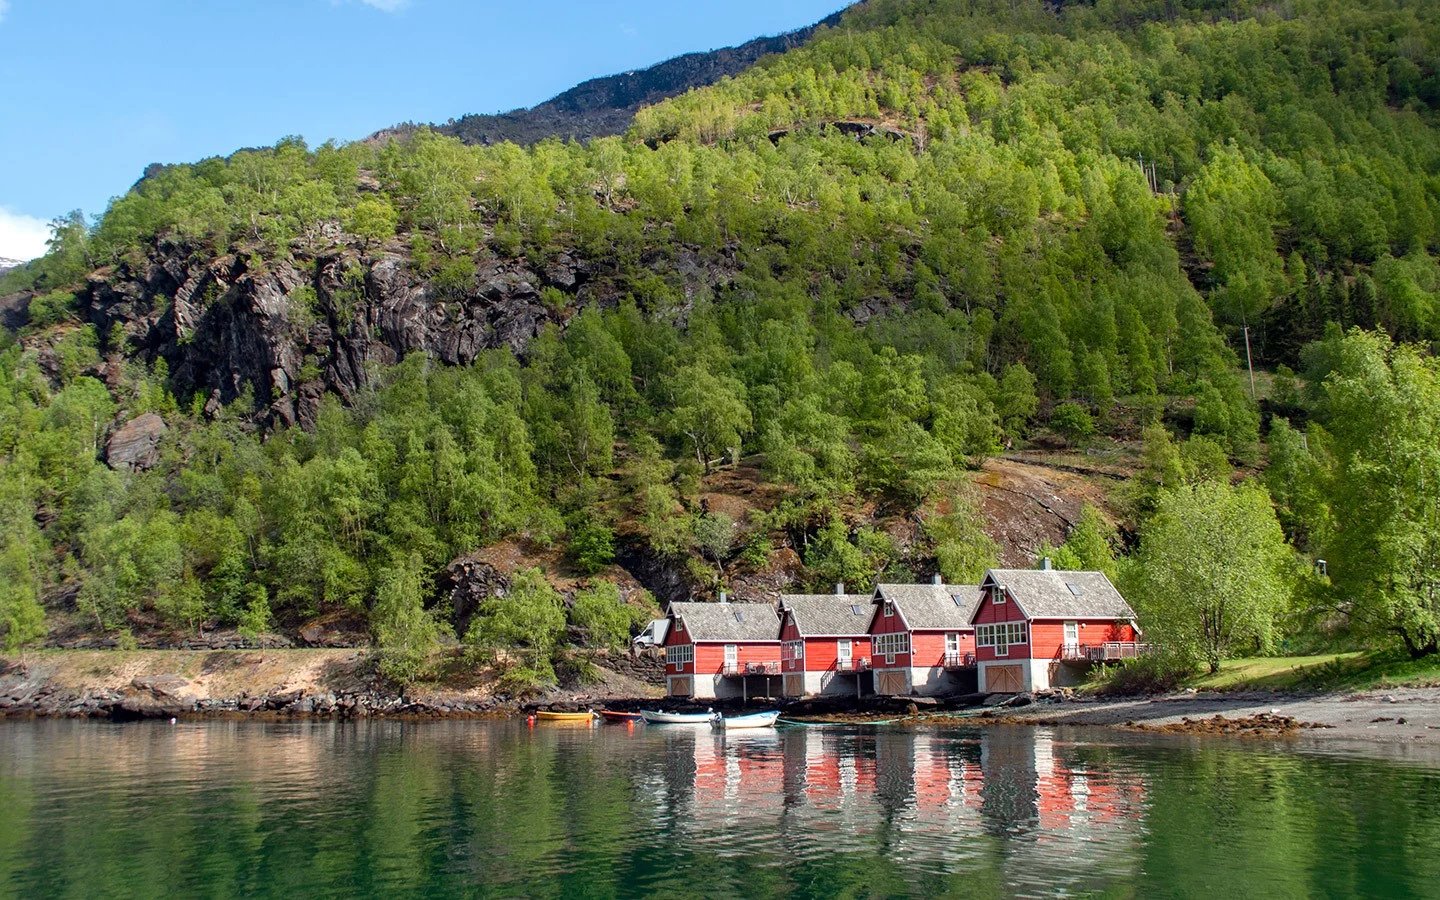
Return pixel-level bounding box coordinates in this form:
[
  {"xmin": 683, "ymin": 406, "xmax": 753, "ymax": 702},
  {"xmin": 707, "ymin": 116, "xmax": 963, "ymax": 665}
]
[
  {"xmin": 664, "ymin": 600, "xmax": 781, "ymax": 699},
  {"xmin": 777, "ymin": 591, "xmax": 874, "ymax": 698},
  {"xmin": 972, "ymin": 567, "xmax": 1141, "ymax": 693}
]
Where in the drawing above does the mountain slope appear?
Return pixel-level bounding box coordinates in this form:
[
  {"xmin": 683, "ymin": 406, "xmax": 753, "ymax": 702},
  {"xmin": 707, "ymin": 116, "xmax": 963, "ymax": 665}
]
[
  {"xmin": 373, "ymin": 11, "xmax": 844, "ymax": 147},
  {"xmin": 0, "ymin": 0, "xmax": 1437, "ymax": 663}
]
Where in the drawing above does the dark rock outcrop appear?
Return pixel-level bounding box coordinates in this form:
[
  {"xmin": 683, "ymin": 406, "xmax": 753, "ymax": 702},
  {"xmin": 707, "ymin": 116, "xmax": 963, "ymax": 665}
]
[
  {"xmin": 105, "ymin": 412, "xmax": 167, "ymax": 471},
  {"xmin": 372, "ymin": 11, "xmax": 844, "ymax": 149}
]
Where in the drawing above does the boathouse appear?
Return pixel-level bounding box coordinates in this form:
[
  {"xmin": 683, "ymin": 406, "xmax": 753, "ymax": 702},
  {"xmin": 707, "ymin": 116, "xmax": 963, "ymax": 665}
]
[
  {"xmin": 972, "ymin": 566, "xmax": 1142, "ymax": 693},
  {"xmin": 777, "ymin": 588, "xmax": 875, "ymax": 698},
  {"xmin": 663, "ymin": 599, "xmax": 782, "ymax": 700},
  {"xmin": 867, "ymin": 577, "xmax": 982, "ymax": 696}
]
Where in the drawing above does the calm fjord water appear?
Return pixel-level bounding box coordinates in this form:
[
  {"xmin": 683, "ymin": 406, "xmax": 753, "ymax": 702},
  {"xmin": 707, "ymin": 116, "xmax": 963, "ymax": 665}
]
[{"xmin": 1, "ymin": 719, "xmax": 1437, "ymax": 898}]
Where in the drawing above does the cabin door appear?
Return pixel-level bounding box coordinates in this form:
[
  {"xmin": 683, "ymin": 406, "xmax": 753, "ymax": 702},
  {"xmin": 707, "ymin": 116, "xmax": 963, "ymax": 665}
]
[
  {"xmin": 1063, "ymin": 621, "xmax": 1079, "ymax": 654},
  {"xmin": 724, "ymin": 644, "xmax": 738, "ymax": 672},
  {"xmin": 837, "ymin": 640, "xmax": 852, "ymax": 667}
]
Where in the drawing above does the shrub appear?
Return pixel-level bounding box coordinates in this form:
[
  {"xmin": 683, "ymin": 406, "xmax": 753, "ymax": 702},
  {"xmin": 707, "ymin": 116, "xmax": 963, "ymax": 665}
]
[{"xmin": 1089, "ymin": 651, "xmax": 1195, "ymax": 696}]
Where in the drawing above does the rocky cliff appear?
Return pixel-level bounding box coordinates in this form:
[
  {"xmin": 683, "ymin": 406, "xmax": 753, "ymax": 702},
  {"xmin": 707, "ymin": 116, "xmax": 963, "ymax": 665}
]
[
  {"xmin": 74, "ymin": 237, "xmax": 735, "ymax": 429},
  {"xmin": 372, "ymin": 11, "xmax": 843, "ymax": 147}
]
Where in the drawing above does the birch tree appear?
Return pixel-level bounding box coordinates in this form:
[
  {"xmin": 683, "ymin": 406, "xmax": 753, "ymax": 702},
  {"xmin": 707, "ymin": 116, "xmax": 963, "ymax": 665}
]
[{"xmin": 1123, "ymin": 480, "xmax": 1292, "ymax": 672}]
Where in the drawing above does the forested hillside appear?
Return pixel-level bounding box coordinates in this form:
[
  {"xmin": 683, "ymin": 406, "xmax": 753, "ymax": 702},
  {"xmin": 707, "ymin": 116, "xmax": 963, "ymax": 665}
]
[{"xmin": 2, "ymin": 0, "xmax": 1439, "ymax": 684}]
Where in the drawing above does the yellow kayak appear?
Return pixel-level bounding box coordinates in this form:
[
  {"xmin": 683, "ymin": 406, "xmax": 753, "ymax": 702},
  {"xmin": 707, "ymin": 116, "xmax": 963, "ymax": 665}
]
[{"xmin": 534, "ymin": 710, "xmax": 594, "ymax": 723}]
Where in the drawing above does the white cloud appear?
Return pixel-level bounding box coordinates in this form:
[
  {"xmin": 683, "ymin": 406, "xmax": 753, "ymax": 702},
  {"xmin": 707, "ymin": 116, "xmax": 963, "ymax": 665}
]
[
  {"xmin": 0, "ymin": 0, "xmax": 10, "ymax": 26},
  {"xmin": 357, "ymin": 0, "xmax": 409, "ymax": 11},
  {"xmin": 0, "ymin": 207, "xmax": 53, "ymax": 262}
]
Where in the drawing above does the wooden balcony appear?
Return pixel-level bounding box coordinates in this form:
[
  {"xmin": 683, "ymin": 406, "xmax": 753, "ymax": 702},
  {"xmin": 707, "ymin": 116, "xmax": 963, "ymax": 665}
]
[
  {"xmin": 835, "ymin": 656, "xmax": 871, "ymax": 673},
  {"xmin": 942, "ymin": 652, "xmax": 976, "ymax": 669},
  {"xmin": 1058, "ymin": 642, "xmax": 1154, "ymax": 662},
  {"xmin": 723, "ymin": 661, "xmax": 781, "ymax": 676}
]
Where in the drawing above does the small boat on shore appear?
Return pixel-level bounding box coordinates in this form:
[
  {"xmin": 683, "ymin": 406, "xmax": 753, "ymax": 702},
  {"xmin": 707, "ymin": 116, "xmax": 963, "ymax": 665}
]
[
  {"xmin": 639, "ymin": 710, "xmax": 714, "ymax": 725},
  {"xmin": 597, "ymin": 710, "xmax": 644, "ymax": 723},
  {"xmin": 712, "ymin": 711, "xmax": 780, "ymax": 730},
  {"xmin": 534, "ymin": 710, "xmax": 595, "ymax": 723}
]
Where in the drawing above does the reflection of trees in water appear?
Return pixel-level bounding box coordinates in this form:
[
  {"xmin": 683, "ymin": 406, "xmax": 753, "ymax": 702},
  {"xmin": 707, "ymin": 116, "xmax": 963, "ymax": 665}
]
[{"xmin": 7, "ymin": 720, "xmax": 1439, "ymax": 896}]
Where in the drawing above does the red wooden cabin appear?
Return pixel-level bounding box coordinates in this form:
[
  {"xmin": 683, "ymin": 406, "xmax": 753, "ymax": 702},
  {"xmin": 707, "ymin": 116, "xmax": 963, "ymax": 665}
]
[
  {"xmin": 867, "ymin": 577, "xmax": 982, "ymax": 696},
  {"xmin": 664, "ymin": 600, "xmax": 782, "ymax": 700},
  {"xmin": 777, "ymin": 591, "xmax": 874, "ymax": 698},
  {"xmin": 972, "ymin": 566, "xmax": 1142, "ymax": 693}
]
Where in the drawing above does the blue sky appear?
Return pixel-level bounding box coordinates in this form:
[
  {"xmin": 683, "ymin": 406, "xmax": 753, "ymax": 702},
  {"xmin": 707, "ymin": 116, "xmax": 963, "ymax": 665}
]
[{"xmin": 0, "ymin": 0, "xmax": 846, "ymax": 260}]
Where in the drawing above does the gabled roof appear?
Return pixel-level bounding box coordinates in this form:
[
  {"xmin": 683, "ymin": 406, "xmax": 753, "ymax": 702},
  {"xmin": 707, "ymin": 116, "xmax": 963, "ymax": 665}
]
[
  {"xmin": 978, "ymin": 569, "xmax": 1136, "ymax": 620},
  {"xmin": 667, "ymin": 601, "xmax": 780, "ymax": 642},
  {"xmin": 874, "ymin": 583, "xmax": 982, "ymax": 630},
  {"xmin": 778, "ymin": 594, "xmax": 874, "ymax": 637}
]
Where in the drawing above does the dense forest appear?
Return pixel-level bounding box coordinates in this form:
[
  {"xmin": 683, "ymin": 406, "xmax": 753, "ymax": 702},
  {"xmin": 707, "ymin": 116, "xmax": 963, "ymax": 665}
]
[{"xmin": 1, "ymin": 0, "xmax": 1438, "ymax": 684}]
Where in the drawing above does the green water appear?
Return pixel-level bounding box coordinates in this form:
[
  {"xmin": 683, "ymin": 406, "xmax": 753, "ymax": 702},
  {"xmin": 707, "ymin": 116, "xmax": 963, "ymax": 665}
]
[{"xmin": 1, "ymin": 720, "xmax": 1437, "ymax": 898}]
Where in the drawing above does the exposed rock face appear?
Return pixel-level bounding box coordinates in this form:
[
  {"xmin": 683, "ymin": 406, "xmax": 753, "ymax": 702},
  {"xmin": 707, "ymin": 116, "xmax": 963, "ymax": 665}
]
[
  {"xmin": 71, "ymin": 235, "xmax": 739, "ymax": 432},
  {"xmin": 372, "ymin": 12, "xmax": 843, "ymax": 148},
  {"xmin": 105, "ymin": 412, "xmax": 167, "ymax": 471}
]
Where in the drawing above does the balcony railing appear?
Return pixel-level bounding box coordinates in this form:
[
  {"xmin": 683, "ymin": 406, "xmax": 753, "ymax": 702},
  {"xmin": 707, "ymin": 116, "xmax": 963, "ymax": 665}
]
[
  {"xmin": 835, "ymin": 656, "xmax": 871, "ymax": 673},
  {"xmin": 1059, "ymin": 642, "xmax": 1154, "ymax": 662},
  {"xmin": 942, "ymin": 651, "xmax": 976, "ymax": 669},
  {"xmin": 723, "ymin": 661, "xmax": 781, "ymax": 676}
]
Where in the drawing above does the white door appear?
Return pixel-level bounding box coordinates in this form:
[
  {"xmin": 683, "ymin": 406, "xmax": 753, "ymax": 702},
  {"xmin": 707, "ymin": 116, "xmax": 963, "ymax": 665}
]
[
  {"xmin": 1064, "ymin": 621, "xmax": 1079, "ymax": 654},
  {"xmin": 837, "ymin": 639, "xmax": 852, "ymax": 667},
  {"xmin": 724, "ymin": 644, "xmax": 738, "ymax": 671}
]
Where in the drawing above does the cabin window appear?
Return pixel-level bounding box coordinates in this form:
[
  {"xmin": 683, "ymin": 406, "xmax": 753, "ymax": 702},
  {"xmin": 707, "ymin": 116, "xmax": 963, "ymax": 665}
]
[
  {"xmin": 883, "ymin": 601, "xmax": 895, "ymax": 618},
  {"xmin": 674, "ymin": 620, "xmax": 684, "ymax": 633},
  {"xmin": 977, "ymin": 622, "xmax": 1027, "ymax": 653},
  {"xmin": 994, "ymin": 587, "xmax": 1005, "ymax": 604},
  {"xmin": 873, "ymin": 632, "xmax": 909, "ymax": 662},
  {"xmin": 782, "ymin": 640, "xmax": 804, "ymax": 663},
  {"xmin": 665, "ymin": 644, "xmax": 693, "ymax": 666},
  {"xmin": 945, "ymin": 633, "xmax": 960, "ymax": 653}
]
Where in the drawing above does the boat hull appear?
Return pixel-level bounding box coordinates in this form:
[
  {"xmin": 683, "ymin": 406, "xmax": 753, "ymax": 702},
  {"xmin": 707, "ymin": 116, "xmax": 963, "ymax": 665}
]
[
  {"xmin": 713, "ymin": 711, "xmax": 780, "ymax": 730},
  {"xmin": 639, "ymin": 710, "xmax": 714, "ymax": 725},
  {"xmin": 535, "ymin": 711, "xmax": 594, "ymax": 723},
  {"xmin": 598, "ymin": 711, "xmax": 644, "ymax": 723}
]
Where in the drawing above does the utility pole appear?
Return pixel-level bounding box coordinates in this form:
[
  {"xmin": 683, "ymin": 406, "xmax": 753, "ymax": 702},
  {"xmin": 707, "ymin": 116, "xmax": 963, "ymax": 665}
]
[{"xmin": 1243, "ymin": 324, "xmax": 1257, "ymax": 402}]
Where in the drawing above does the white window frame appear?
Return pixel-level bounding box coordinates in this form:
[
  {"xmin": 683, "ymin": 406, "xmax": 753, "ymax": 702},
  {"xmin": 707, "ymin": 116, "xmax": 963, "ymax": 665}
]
[
  {"xmin": 837, "ymin": 639, "xmax": 852, "ymax": 662},
  {"xmin": 783, "ymin": 640, "xmax": 805, "ymax": 665},
  {"xmin": 724, "ymin": 644, "xmax": 738, "ymax": 668},
  {"xmin": 883, "ymin": 601, "xmax": 895, "ymax": 618},
  {"xmin": 993, "ymin": 587, "xmax": 1006, "ymax": 604},
  {"xmin": 945, "ymin": 632, "xmax": 960, "ymax": 654},
  {"xmin": 873, "ymin": 632, "xmax": 909, "ymax": 663},
  {"xmin": 977, "ymin": 622, "xmax": 1027, "ymax": 655},
  {"xmin": 665, "ymin": 644, "xmax": 693, "ymax": 666}
]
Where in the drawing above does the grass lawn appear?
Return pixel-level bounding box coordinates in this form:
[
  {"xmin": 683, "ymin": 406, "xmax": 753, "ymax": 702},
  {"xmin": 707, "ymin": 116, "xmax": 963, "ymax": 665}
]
[{"xmin": 1192, "ymin": 652, "xmax": 1440, "ymax": 692}]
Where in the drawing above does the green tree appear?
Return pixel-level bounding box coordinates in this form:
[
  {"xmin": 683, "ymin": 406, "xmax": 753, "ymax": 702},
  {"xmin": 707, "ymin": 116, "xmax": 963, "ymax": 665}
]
[
  {"xmin": 348, "ymin": 196, "xmax": 398, "ymax": 249},
  {"xmin": 664, "ymin": 365, "xmax": 751, "ymax": 473},
  {"xmin": 1319, "ymin": 331, "xmax": 1440, "ymax": 657},
  {"xmin": 1123, "ymin": 480, "xmax": 1293, "ymax": 672},
  {"xmin": 925, "ymin": 490, "xmax": 1001, "ymax": 584},
  {"xmin": 371, "ymin": 552, "xmax": 449, "ymax": 684},
  {"xmin": 466, "ymin": 568, "xmax": 567, "ymax": 686},
  {"xmin": 568, "ymin": 581, "xmax": 642, "ymax": 652}
]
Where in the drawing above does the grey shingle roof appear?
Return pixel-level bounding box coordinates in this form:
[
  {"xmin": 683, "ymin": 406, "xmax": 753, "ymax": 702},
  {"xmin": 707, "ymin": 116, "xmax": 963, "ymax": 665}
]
[
  {"xmin": 668, "ymin": 601, "xmax": 780, "ymax": 642},
  {"xmin": 778, "ymin": 594, "xmax": 875, "ymax": 637},
  {"xmin": 980, "ymin": 569, "xmax": 1136, "ymax": 620},
  {"xmin": 875, "ymin": 583, "xmax": 982, "ymax": 630}
]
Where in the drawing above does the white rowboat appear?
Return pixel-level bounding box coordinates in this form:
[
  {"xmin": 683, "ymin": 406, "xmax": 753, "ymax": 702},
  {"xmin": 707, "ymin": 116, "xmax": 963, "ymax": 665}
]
[
  {"xmin": 639, "ymin": 710, "xmax": 714, "ymax": 725},
  {"xmin": 712, "ymin": 711, "xmax": 780, "ymax": 730}
]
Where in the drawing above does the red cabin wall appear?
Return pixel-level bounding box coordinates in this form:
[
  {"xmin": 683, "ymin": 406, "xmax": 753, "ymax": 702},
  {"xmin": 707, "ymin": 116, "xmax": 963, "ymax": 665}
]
[
  {"xmin": 973, "ymin": 589, "xmax": 1027, "ymax": 625},
  {"xmin": 664, "ymin": 615, "xmax": 694, "ymax": 675},
  {"xmin": 780, "ymin": 616, "xmax": 802, "ymax": 642},
  {"xmin": 869, "ymin": 601, "xmax": 912, "ymax": 667},
  {"xmin": 693, "ymin": 641, "xmax": 782, "ymax": 674}
]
